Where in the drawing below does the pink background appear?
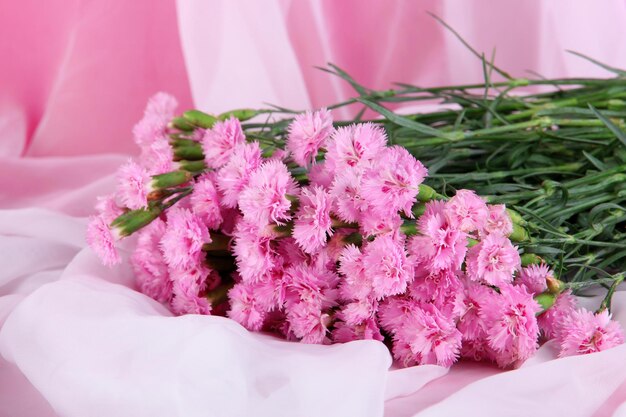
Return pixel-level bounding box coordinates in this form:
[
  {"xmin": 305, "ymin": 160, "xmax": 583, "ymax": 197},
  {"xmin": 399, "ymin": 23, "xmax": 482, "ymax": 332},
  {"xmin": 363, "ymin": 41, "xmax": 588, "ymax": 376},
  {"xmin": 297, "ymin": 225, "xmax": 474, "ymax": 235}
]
[{"xmin": 1, "ymin": 1, "xmax": 626, "ymax": 416}]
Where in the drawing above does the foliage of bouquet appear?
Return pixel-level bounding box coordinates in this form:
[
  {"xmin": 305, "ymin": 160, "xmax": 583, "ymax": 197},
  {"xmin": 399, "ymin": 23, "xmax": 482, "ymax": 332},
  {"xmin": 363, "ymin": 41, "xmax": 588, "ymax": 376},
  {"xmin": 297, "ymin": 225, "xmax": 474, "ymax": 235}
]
[{"xmin": 87, "ymin": 89, "xmax": 624, "ymax": 369}]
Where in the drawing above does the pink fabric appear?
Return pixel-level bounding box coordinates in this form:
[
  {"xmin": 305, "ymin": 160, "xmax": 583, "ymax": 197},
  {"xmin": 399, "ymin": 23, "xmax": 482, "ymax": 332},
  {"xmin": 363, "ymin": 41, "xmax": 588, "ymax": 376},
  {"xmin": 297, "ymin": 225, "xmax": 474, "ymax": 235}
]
[{"xmin": 2, "ymin": 1, "xmax": 626, "ymax": 416}]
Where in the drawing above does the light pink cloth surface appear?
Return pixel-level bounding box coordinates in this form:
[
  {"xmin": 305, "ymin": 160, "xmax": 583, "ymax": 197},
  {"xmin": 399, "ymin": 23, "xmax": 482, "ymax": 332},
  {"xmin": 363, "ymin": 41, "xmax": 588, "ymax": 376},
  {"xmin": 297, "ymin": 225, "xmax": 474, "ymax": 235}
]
[{"xmin": 2, "ymin": 1, "xmax": 626, "ymax": 416}]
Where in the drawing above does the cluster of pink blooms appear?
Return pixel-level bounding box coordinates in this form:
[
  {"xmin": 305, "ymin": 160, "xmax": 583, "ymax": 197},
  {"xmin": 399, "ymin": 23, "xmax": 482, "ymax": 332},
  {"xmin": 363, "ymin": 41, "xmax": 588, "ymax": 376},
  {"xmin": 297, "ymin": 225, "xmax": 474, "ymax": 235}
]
[{"xmin": 87, "ymin": 93, "xmax": 624, "ymax": 369}]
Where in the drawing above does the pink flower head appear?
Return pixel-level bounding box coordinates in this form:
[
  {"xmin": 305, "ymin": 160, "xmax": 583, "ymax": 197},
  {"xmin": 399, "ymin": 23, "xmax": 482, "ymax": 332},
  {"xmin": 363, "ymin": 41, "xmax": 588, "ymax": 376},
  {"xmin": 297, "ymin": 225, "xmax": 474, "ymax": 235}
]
[
  {"xmin": 160, "ymin": 207, "xmax": 210, "ymax": 270},
  {"xmin": 330, "ymin": 168, "xmax": 367, "ymax": 223},
  {"xmin": 466, "ymin": 234, "xmax": 521, "ymax": 287},
  {"xmin": 86, "ymin": 215, "xmax": 121, "ymax": 266},
  {"xmin": 286, "ymin": 301, "xmax": 332, "ymax": 344},
  {"xmin": 409, "ymin": 266, "xmax": 463, "ymax": 315},
  {"xmin": 232, "ymin": 219, "xmax": 278, "ymax": 283},
  {"xmin": 95, "ymin": 194, "xmax": 124, "ymax": 224},
  {"xmin": 216, "ymin": 141, "xmax": 262, "ymax": 208},
  {"xmin": 250, "ymin": 269, "xmax": 287, "ymax": 310},
  {"xmin": 362, "ymin": 235, "xmax": 413, "ymax": 299},
  {"xmin": 557, "ymin": 308, "xmax": 624, "ymax": 357},
  {"xmin": 283, "ymin": 264, "xmax": 339, "ymax": 310},
  {"xmin": 480, "ymin": 284, "xmax": 541, "ymax": 368},
  {"xmin": 276, "ymin": 237, "xmax": 308, "ymax": 268},
  {"xmin": 409, "ymin": 200, "xmax": 467, "ymax": 272},
  {"xmin": 361, "ymin": 146, "xmax": 427, "ymax": 217},
  {"xmin": 308, "ymin": 161, "xmax": 334, "ymax": 189},
  {"xmin": 453, "ymin": 282, "xmax": 494, "ymax": 342},
  {"xmin": 286, "ymin": 107, "xmax": 333, "ymax": 167},
  {"xmin": 170, "ymin": 290, "xmax": 212, "ymax": 315},
  {"xmin": 396, "ymin": 303, "xmax": 462, "ymax": 367},
  {"xmin": 482, "ymin": 204, "xmax": 513, "ymax": 237},
  {"xmin": 359, "ymin": 211, "xmax": 402, "ymax": 237},
  {"xmin": 131, "ymin": 218, "xmax": 172, "ymax": 303},
  {"xmin": 202, "ymin": 116, "xmax": 246, "ymax": 169},
  {"xmin": 191, "ymin": 174, "xmax": 223, "ymax": 229},
  {"xmin": 516, "ymin": 263, "xmax": 551, "ymax": 294},
  {"xmin": 332, "ymin": 319, "xmax": 383, "ymax": 343},
  {"xmin": 238, "ymin": 160, "xmax": 299, "ymax": 226},
  {"xmin": 169, "ymin": 264, "xmax": 215, "ymax": 315},
  {"xmin": 141, "ymin": 136, "xmax": 175, "ymax": 175},
  {"xmin": 228, "ymin": 282, "xmax": 267, "ymax": 331},
  {"xmin": 325, "ymin": 123, "xmax": 387, "ymax": 174},
  {"xmin": 132, "ymin": 92, "xmax": 178, "ymax": 148},
  {"xmin": 117, "ymin": 159, "xmax": 153, "ymax": 210},
  {"xmin": 537, "ymin": 290, "xmax": 576, "ymax": 339},
  {"xmin": 338, "ymin": 298, "xmax": 378, "ymax": 326},
  {"xmin": 293, "ymin": 186, "xmax": 333, "ymax": 254},
  {"xmin": 445, "ymin": 189, "xmax": 489, "ymax": 233},
  {"xmin": 338, "ymin": 244, "xmax": 372, "ymax": 300},
  {"xmin": 378, "ymin": 296, "xmax": 422, "ymax": 334}
]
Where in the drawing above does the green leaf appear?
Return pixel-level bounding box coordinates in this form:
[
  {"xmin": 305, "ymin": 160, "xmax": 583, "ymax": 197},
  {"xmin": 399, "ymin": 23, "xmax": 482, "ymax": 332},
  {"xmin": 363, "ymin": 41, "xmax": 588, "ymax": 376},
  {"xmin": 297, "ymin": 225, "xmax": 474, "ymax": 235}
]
[
  {"xmin": 582, "ymin": 151, "xmax": 607, "ymax": 171},
  {"xmin": 589, "ymin": 104, "xmax": 626, "ymax": 148},
  {"xmin": 356, "ymin": 98, "xmax": 453, "ymax": 139},
  {"xmin": 567, "ymin": 50, "xmax": 626, "ymax": 77}
]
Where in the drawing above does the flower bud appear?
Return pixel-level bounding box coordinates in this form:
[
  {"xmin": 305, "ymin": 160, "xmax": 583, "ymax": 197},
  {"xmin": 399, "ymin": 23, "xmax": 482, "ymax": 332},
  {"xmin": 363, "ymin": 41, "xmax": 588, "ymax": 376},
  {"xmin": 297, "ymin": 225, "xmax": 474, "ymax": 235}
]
[
  {"xmin": 110, "ymin": 207, "xmax": 162, "ymax": 237},
  {"xmin": 535, "ymin": 292, "xmax": 557, "ymax": 312},
  {"xmin": 520, "ymin": 253, "xmax": 543, "ymax": 266},
  {"xmin": 151, "ymin": 170, "xmax": 192, "ymax": 190},
  {"xmin": 183, "ymin": 110, "xmax": 217, "ymax": 129},
  {"xmin": 218, "ymin": 109, "xmax": 257, "ymax": 122}
]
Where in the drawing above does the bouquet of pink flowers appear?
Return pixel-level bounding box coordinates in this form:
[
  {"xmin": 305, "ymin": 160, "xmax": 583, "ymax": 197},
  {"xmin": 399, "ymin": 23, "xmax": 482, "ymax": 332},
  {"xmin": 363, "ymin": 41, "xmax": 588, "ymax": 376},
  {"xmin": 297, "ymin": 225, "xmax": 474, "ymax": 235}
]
[{"xmin": 87, "ymin": 92, "xmax": 624, "ymax": 369}]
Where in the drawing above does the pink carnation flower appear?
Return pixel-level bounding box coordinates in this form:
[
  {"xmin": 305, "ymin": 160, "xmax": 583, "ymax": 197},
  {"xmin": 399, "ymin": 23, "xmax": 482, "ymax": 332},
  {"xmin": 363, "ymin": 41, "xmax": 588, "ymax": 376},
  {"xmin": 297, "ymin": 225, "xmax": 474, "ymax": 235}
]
[
  {"xmin": 170, "ymin": 290, "xmax": 212, "ymax": 315},
  {"xmin": 250, "ymin": 269, "xmax": 287, "ymax": 310},
  {"xmin": 557, "ymin": 309, "xmax": 624, "ymax": 357},
  {"xmin": 325, "ymin": 123, "xmax": 387, "ymax": 174},
  {"xmin": 117, "ymin": 159, "xmax": 153, "ymax": 210},
  {"xmin": 338, "ymin": 298, "xmax": 378, "ymax": 326},
  {"xmin": 202, "ymin": 116, "xmax": 246, "ymax": 169},
  {"xmin": 516, "ymin": 263, "xmax": 551, "ymax": 294},
  {"xmin": 308, "ymin": 161, "xmax": 335, "ymax": 189},
  {"xmin": 283, "ymin": 264, "xmax": 339, "ymax": 310},
  {"xmin": 292, "ymin": 186, "xmax": 333, "ymax": 254},
  {"xmin": 360, "ymin": 211, "xmax": 403, "ymax": 237},
  {"xmin": 482, "ymin": 204, "xmax": 513, "ymax": 237},
  {"xmin": 480, "ymin": 284, "xmax": 540, "ymax": 368},
  {"xmin": 238, "ymin": 160, "xmax": 299, "ymax": 226},
  {"xmin": 409, "ymin": 266, "xmax": 463, "ymax": 315},
  {"xmin": 378, "ymin": 296, "xmax": 422, "ymax": 334},
  {"xmin": 537, "ymin": 290, "xmax": 576, "ymax": 339},
  {"xmin": 362, "ymin": 235, "xmax": 413, "ymax": 299},
  {"xmin": 216, "ymin": 142, "xmax": 262, "ymax": 208},
  {"xmin": 409, "ymin": 200, "xmax": 467, "ymax": 272},
  {"xmin": 361, "ymin": 146, "xmax": 427, "ymax": 217},
  {"xmin": 395, "ymin": 303, "xmax": 462, "ymax": 367},
  {"xmin": 94, "ymin": 194, "xmax": 124, "ymax": 224},
  {"xmin": 191, "ymin": 174, "xmax": 223, "ymax": 229},
  {"xmin": 330, "ymin": 168, "xmax": 367, "ymax": 223},
  {"xmin": 141, "ymin": 136, "xmax": 175, "ymax": 175},
  {"xmin": 169, "ymin": 264, "xmax": 215, "ymax": 315},
  {"xmin": 131, "ymin": 219, "xmax": 172, "ymax": 303},
  {"xmin": 275, "ymin": 237, "xmax": 308, "ymax": 268},
  {"xmin": 86, "ymin": 215, "xmax": 121, "ymax": 266},
  {"xmin": 160, "ymin": 207, "xmax": 210, "ymax": 270},
  {"xmin": 286, "ymin": 301, "xmax": 332, "ymax": 344},
  {"xmin": 445, "ymin": 189, "xmax": 489, "ymax": 233},
  {"xmin": 332, "ymin": 319, "xmax": 383, "ymax": 343},
  {"xmin": 338, "ymin": 244, "xmax": 372, "ymax": 300},
  {"xmin": 466, "ymin": 234, "xmax": 521, "ymax": 286},
  {"xmin": 132, "ymin": 92, "xmax": 177, "ymax": 148},
  {"xmin": 232, "ymin": 220, "xmax": 278, "ymax": 283},
  {"xmin": 228, "ymin": 282, "xmax": 267, "ymax": 331},
  {"xmin": 286, "ymin": 108, "xmax": 333, "ymax": 167},
  {"xmin": 453, "ymin": 281, "xmax": 494, "ymax": 342}
]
